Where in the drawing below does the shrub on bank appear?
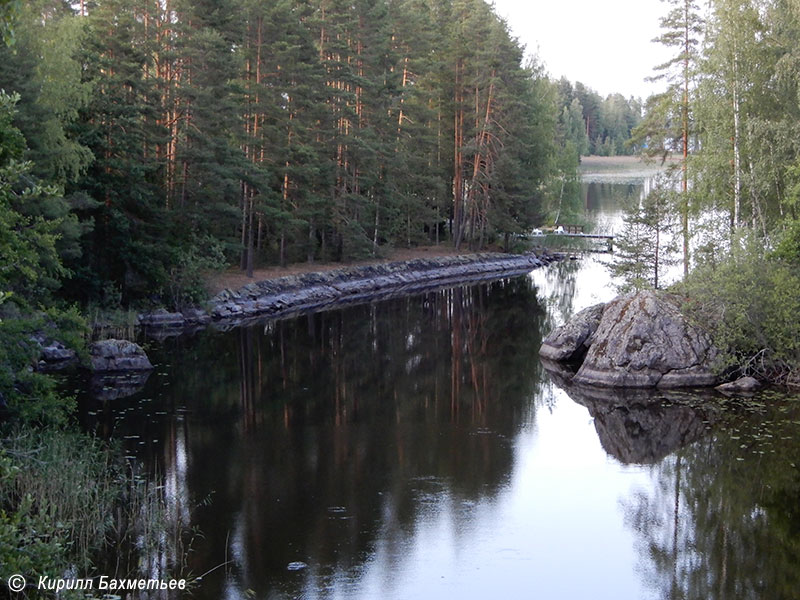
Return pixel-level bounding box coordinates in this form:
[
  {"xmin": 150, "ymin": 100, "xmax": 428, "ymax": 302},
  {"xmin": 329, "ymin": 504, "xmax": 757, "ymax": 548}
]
[
  {"xmin": 675, "ymin": 238, "xmax": 800, "ymax": 385},
  {"xmin": 0, "ymin": 308, "xmax": 192, "ymax": 591}
]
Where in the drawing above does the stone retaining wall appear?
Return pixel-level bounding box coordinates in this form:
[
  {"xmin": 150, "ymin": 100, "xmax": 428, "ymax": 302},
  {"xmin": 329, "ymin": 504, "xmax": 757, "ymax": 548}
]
[{"xmin": 140, "ymin": 251, "xmax": 558, "ymax": 335}]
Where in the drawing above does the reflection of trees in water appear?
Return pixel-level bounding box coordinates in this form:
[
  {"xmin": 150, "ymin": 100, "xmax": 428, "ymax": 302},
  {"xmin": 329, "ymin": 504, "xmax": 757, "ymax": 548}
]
[
  {"xmin": 142, "ymin": 278, "xmax": 546, "ymax": 599},
  {"xmin": 534, "ymin": 258, "xmax": 581, "ymax": 334},
  {"xmin": 622, "ymin": 401, "xmax": 800, "ymax": 600},
  {"xmin": 543, "ymin": 359, "xmax": 800, "ymax": 599}
]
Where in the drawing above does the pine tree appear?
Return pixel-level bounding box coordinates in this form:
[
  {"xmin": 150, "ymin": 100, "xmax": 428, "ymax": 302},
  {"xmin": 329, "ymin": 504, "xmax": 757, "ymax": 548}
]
[
  {"xmin": 172, "ymin": 0, "xmax": 246, "ymax": 230},
  {"xmin": 633, "ymin": 0, "xmax": 703, "ymax": 276},
  {"xmin": 71, "ymin": 0, "xmax": 171, "ymax": 302},
  {"xmin": 240, "ymin": 0, "xmax": 330, "ymax": 270}
]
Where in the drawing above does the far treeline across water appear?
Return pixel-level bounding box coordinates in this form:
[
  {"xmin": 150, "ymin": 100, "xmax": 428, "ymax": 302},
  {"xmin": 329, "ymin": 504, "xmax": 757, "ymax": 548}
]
[{"xmin": 0, "ymin": 0, "xmax": 640, "ymax": 309}]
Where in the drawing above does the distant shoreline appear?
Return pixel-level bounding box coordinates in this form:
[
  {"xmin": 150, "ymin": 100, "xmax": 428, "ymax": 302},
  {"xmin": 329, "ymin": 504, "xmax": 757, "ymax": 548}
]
[{"xmin": 579, "ymin": 154, "xmax": 680, "ymax": 169}]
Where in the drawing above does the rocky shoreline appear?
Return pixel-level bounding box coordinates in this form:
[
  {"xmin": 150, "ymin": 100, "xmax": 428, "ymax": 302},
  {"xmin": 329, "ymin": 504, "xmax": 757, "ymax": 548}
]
[{"xmin": 140, "ymin": 251, "xmax": 560, "ymax": 336}]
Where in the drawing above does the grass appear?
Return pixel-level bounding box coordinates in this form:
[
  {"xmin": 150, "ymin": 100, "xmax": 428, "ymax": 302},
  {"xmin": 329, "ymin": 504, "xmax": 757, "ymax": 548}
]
[
  {"xmin": 0, "ymin": 428, "xmax": 196, "ymax": 585},
  {"xmin": 85, "ymin": 306, "xmax": 139, "ymax": 340}
]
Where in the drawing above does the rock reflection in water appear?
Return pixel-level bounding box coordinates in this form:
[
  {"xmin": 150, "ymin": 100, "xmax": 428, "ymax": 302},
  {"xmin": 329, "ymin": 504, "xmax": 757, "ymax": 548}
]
[
  {"xmin": 622, "ymin": 397, "xmax": 800, "ymax": 600},
  {"xmin": 89, "ymin": 371, "xmax": 152, "ymax": 401},
  {"xmin": 543, "ymin": 357, "xmax": 800, "ymax": 600},
  {"xmin": 541, "ymin": 358, "xmax": 715, "ymax": 464}
]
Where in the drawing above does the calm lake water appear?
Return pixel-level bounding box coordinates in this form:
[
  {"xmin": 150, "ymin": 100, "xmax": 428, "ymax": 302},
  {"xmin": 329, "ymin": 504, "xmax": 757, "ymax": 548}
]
[{"xmin": 77, "ymin": 162, "xmax": 800, "ymax": 599}]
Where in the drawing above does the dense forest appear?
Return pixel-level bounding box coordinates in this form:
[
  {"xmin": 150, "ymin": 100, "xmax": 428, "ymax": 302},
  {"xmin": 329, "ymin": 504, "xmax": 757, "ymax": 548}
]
[
  {"xmin": 0, "ymin": 2, "xmax": 643, "ymax": 580},
  {"xmin": 0, "ymin": 0, "xmax": 641, "ymax": 310}
]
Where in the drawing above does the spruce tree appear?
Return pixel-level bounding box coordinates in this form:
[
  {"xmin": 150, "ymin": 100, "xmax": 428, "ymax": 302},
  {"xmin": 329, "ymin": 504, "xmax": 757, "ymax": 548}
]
[{"xmin": 611, "ymin": 175, "xmax": 678, "ymax": 291}]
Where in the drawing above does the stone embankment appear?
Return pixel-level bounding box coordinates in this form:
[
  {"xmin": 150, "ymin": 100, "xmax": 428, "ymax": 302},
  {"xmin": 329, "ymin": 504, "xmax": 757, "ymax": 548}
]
[
  {"xmin": 140, "ymin": 252, "xmax": 558, "ymax": 334},
  {"xmin": 34, "ymin": 252, "xmax": 556, "ymax": 398}
]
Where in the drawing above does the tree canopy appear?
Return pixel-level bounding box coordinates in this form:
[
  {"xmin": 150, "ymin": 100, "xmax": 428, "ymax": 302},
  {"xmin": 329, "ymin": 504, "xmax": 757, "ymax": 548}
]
[{"xmin": 0, "ymin": 0, "xmax": 629, "ymax": 306}]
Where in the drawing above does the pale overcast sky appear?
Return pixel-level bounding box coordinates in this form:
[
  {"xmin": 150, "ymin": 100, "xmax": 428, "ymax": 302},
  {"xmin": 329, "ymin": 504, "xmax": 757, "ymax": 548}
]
[{"xmin": 491, "ymin": 0, "xmax": 673, "ymax": 100}]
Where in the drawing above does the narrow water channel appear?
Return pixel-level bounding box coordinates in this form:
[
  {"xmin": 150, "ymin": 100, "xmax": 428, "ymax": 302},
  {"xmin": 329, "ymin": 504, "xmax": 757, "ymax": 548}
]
[{"xmin": 76, "ymin": 161, "xmax": 800, "ymax": 599}]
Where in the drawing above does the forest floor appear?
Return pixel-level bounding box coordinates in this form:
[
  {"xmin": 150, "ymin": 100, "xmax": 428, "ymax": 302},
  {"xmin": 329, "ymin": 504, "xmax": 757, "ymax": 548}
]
[{"xmin": 208, "ymin": 244, "xmax": 487, "ymax": 295}]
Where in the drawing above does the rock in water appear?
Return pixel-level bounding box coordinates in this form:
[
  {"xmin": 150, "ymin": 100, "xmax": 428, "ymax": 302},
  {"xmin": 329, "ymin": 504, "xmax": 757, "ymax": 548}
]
[
  {"xmin": 716, "ymin": 376, "xmax": 761, "ymax": 395},
  {"xmin": 539, "ymin": 303, "xmax": 605, "ymax": 362},
  {"xmin": 573, "ymin": 291, "xmax": 718, "ymax": 388},
  {"xmin": 540, "ymin": 291, "xmax": 719, "ymax": 388},
  {"xmin": 89, "ymin": 339, "xmax": 154, "ymax": 372}
]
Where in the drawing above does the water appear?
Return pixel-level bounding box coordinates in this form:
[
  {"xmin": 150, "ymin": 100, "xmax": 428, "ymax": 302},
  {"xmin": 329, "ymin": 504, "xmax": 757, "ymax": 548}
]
[{"xmin": 76, "ymin": 161, "xmax": 800, "ymax": 599}]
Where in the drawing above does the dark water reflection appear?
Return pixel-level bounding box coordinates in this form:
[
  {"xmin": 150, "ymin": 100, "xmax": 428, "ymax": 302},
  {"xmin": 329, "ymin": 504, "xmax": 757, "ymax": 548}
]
[
  {"xmin": 623, "ymin": 394, "xmax": 800, "ymax": 600},
  {"xmin": 74, "ymin": 273, "xmax": 800, "ymax": 599},
  {"xmin": 541, "ymin": 359, "xmax": 716, "ymax": 465},
  {"xmin": 81, "ymin": 279, "xmax": 553, "ymax": 598}
]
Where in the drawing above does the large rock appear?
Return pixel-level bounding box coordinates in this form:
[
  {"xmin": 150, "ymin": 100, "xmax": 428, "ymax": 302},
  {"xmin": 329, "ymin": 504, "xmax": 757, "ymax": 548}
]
[
  {"xmin": 40, "ymin": 341, "xmax": 76, "ymax": 363},
  {"xmin": 541, "ymin": 291, "xmax": 719, "ymax": 388},
  {"xmin": 34, "ymin": 339, "xmax": 78, "ymax": 371},
  {"xmin": 716, "ymin": 376, "xmax": 761, "ymax": 395},
  {"xmin": 89, "ymin": 339, "xmax": 154, "ymax": 372},
  {"xmin": 539, "ymin": 303, "xmax": 605, "ymax": 362}
]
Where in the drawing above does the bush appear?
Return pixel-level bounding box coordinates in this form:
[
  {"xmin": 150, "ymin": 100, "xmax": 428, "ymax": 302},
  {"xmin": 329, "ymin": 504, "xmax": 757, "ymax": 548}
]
[
  {"xmin": 773, "ymin": 218, "xmax": 800, "ymax": 264},
  {"xmin": 0, "ymin": 431, "xmax": 119, "ymax": 577},
  {"xmin": 675, "ymin": 236, "xmax": 800, "ymax": 384},
  {"xmin": 0, "ymin": 306, "xmax": 87, "ymax": 426},
  {"xmin": 0, "ymin": 452, "xmax": 68, "ymax": 593},
  {"xmin": 162, "ymin": 235, "xmax": 227, "ymax": 310}
]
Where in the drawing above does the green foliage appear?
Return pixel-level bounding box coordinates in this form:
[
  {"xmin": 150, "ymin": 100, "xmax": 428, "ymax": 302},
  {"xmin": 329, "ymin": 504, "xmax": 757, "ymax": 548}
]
[
  {"xmin": 0, "ymin": 0, "xmax": 20, "ymax": 45},
  {"xmin": 773, "ymin": 218, "xmax": 800, "ymax": 263},
  {"xmin": 0, "ymin": 1, "xmax": 93, "ymax": 186},
  {"xmin": 0, "ymin": 492, "xmax": 68, "ymax": 592},
  {"xmin": 0, "ymin": 312, "xmax": 84, "ymax": 427},
  {"xmin": 0, "ymin": 428, "xmax": 195, "ymax": 587},
  {"xmin": 163, "ymin": 235, "xmax": 227, "ymax": 310},
  {"xmin": 611, "ymin": 174, "xmax": 679, "ymax": 291},
  {"xmin": 557, "ymin": 80, "xmax": 642, "ymax": 157},
  {"xmin": 0, "ymin": 92, "xmax": 74, "ymax": 307},
  {"xmin": 676, "ymin": 235, "xmax": 800, "ymax": 383},
  {"xmin": 0, "ymin": 430, "xmax": 122, "ymax": 570},
  {"xmin": 0, "ymin": 0, "xmax": 637, "ymax": 306}
]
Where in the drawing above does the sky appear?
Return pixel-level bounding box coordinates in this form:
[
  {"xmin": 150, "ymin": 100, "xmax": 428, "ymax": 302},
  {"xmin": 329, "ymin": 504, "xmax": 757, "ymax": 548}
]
[{"xmin": 490, "ymin": 0, "xmax": 673, "ymax": 100}]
